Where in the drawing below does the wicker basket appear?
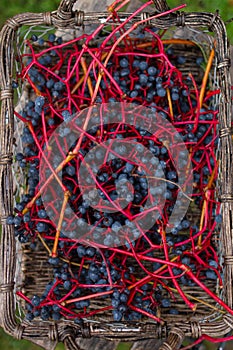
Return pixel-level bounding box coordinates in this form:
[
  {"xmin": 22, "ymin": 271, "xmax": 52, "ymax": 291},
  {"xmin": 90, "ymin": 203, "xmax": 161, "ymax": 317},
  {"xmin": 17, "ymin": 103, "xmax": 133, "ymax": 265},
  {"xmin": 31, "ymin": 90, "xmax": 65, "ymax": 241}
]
[{"xmin": 0, "ymin": 1, "xmax": 233, "ymax": 349}]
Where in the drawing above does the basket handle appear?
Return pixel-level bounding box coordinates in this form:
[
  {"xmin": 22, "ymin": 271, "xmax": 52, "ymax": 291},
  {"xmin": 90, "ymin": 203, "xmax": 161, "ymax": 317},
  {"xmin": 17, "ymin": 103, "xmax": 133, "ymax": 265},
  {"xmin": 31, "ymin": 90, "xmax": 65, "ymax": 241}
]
[
  {"xmin": 56, "ymin": 0, "xmax": 170, "ymax": 19},
  {"xmin": 159, "ymin": 328, "xmax": 185, "ymax": 350},
  {"xmin": 153, "ymin": 0, "xmax": 170, "ymax": 12},
  {"xmin": 57, "ymin": 0, "xmax": 77, "ymax": 20},
  {"xmin": 64, "ymin": 336, "xmax": 83, "ymax": 350}
]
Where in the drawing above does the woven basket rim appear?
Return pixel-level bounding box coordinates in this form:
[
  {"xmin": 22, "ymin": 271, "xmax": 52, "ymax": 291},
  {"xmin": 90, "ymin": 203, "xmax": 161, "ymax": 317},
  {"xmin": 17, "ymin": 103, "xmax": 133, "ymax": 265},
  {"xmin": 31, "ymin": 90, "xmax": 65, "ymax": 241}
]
[{"xmin": 0, "ymin": 1, "xmax": 233, "ymax": 349}]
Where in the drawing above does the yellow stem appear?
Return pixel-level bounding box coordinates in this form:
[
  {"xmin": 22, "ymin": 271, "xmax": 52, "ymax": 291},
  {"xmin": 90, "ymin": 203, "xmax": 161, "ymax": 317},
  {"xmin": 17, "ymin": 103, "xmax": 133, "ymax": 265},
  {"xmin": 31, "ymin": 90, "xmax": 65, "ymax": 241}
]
[
  {"xmin": 62, "ymin": 290, "xmax": 113, "ymax": 306},
  {"xmin": 166, "ymin": 88, "xmax": 173, "ymax": 120},
  {"xmin": 199, "ymin": 45, "xmax": 215, "ymax": 109},
  {"xmin": 198, "ymin": 200, "xmax": 206, "ymax": 248},
  {"xmin": 51, "ymin": 191, "xmax": 70, "ymax": 257},
  {"xmin": 162, "ymin": 39, "xmax": 197, "ymax": 46},
  {"xmin": 135, "ymin": 39, "xmax": 197, "ymax": 50},
  {"xmin": 80, "ymin": 57, "xmax": 94, "ymax": 98},
  {"xmin": 71, "ymin": 75, "xmax": 85, "ymax": 94},
  {"xmin": 198, "ymin": 165, "xmax": 217, "ymax": 247},
  {"xmin": 37, "ymin": 232, "xmax": 51, "ymax": 255},
  {"xmin": 72, "ymin": 52, "xmax": 108, "ymax": 94},
  {"xmin": 204, "ymin": 161, "xmax": 218, "ymax": 191},
  {"xmin": 60, "ymin": 257, "xmax": 88, "ymax": 269},
  {"xmin": 169, "ymin": 287, "xmax": 225, "ymax": 314}
]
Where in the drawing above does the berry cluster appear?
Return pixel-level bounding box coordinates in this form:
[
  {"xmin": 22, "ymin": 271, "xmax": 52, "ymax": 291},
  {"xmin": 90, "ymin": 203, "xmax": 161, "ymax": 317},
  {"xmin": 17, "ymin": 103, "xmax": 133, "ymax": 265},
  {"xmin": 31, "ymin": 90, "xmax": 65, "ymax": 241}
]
[{"xmin": 10, "ymin": 4, "xmax": 225, "ymax": 325}]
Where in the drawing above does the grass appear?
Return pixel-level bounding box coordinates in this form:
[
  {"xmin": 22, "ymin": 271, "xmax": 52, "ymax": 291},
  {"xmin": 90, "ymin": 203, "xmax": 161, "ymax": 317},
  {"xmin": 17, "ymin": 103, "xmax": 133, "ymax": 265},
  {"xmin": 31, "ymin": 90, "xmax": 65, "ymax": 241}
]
[
  {"xmin": 169, "ymin": 0, "xmax": 233, "ymax": 41},
  {"xmin": 0, "ymin": 327, "xmax": 134, "ymax": 350},
  {"xmin": 0, "ymin": 328, "xmax": 65, "ymax": 350},
  {"xmin": 0, "ymin": 0, "xmax": 233, "ymax": 35}
]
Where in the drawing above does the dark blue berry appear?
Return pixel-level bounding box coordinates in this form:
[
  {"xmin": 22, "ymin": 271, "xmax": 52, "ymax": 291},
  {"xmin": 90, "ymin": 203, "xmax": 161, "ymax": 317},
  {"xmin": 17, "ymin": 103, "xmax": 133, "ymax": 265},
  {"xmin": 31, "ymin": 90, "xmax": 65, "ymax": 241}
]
[
  {"xmin": 80, "ymin": 300, "xmax": 90, "ymax": 308},
  {"xmin": 119, "ymin": 58, "xmax": 129, "ymax": 68},
  {"xmin": 113, "ymin": 310, "xmax": 123, "ymax": 321},
  {"xmin": 130, "ymin": 90, "xmax": 138, "ymax": 98},
  {"xmin": 31, "ymin": 34, "xmax": 38, "ymax": 42},
  {"xmin": 15, "ymin": 202, "xmax": 25, "ymax": 212},
  {"xmin": 66, "ymin": 166, "xmax": 76, "ymax": 176},
  {"xmin": 139, "ymin": 74, "xmax": 148, "ymax": 85},
  {"xmin": 206, "ymin": 270, "xmax": 217, "ymax": 280},
  {"xmin": 23, "ymin": 213, "xmax": 31, "ymax": 223},
  {"xmin": 118, "ymin": 304, "xmax": 127, "ymax": 313},
  {"xmin": 147, "ymin": 66, "xmax": 157, "ymax": 76},
  {"xmin": 111, "ymin": 221, "xmax": 122, "ymax": 233},
  {"xmin": 48, "ymin": 257, "xmax": 60, "ymax": 266},
  {"xmin": 112, "ymin": 290, "xmax": 120, "ymax": 299},
  {"xmin": 38, "ymin": 209, "xmax": 47, "ymax": 218},
  {"xmin": 46, "ymin": 78, "xmax": 55, "ymax": 89},
  {"xmin": 215, "ymin": 214, "xmax": 222, "ymax": 223},
  {"xmin": 181, "ymin": 220, "xmax": 190, "ymax": 229},
  {"xmin": 61, "ymin": 272, "xmax": 68, "ymax": 281},
  {"xmin": 57, "ymin": 37, "xmax": 63, "ymax": 45},
  {"xmin": 16, "ymin": 153, "xmax": 24, "ymax": 161},
  {"xmin": 120, "ymin": 68, "xmax": 130, "ymax": 77},
  {"xmin": 26, "ymin": 303, "xmax": 33, "ymax": 312},
  {"xmin": 6, "ymin": 215, "xmax": 14, "ymax": 225},
  {"xmin": 86, "ymin": 247, "xmax": 96, "ymax": 257},
  {"xmin": 31, "ymin": 295, "xmax": 41, "ymax": 307},
  {"xmin": 41, "ymin": 307, "xmax": 50, "ymax": 321},
  {"xmin": 63, "ymin": 280, "xmax": 72, "ymax": 290},
  {"xmin": 196, "ymin": 57, "xmax": 204, "ymax": 66},
  {"xmin": 104, "ymin": 235, "xmax": 114, "ymax": 247},
  {"xmin": 209, "ymin": 260, "xmax": 218, "ymax": 268},
  {"xmin": 19, "ymin": 160, "xmax": 27, "ymax": 168},
  {"xmin": 36, "ymin": 222, "xmax": 49, "ymax": 233},
  {"xmin": 52, "ymin": 312, "xmax": 61, "ymax": 321},
  {"xmin": 139, "ymin": 61, "xmax": 148, "ymax": 71},
  {"xmin": 54, "ymin": 81, "xmax": 65, "ymax": 91},
  {"xmin": 77, "ymin": 245, "xmax": 86, "ymax": 258},
  {"xmin": 53, "ymin": 304, "xmax": 61, "ymax": 312},
  {"xmin": 78, "ymin": 206, "xmax": 86, "ymax": 215},
  {"xmin": 157, "ymin": 88, "xmax": 166, "ymax": 97},
  {"xmin": 26, "ymin": 312, "xmax": 34, "ymax": 321},
  {"xmin": 171, "ymin": 92, "xmax": 179, "ymax": 101},
  {"xmin": 161, "ymin": 298, "xmax": 171, "ymax": 307},
  {"xmin": 35, "ymin": 96, "xmax": 45, "ymax": 108},
  {"xmin": 14, "ymin": 216, "xmax": 22, "ymax": 226},
  {"xmin": 119, "ymin": 293, "xmax": 128, "ymax": 303},
  {"xmin": 103, "ymin": 216, "xmax": 113, "ymax": 227},
  {"xmin": 169, "ymin": 309, "xmax": 179, "ymax": 315},
  {"xmin": 48, "ymin": 33, "xmax": 56, "ymax": 42},
  {"xmin": 74, "ymin": 317, "xmax": 84, "ymax": 325},
  {"xmin": 111, "ymin": 299, "xmax": 120, "ymax": 308},
  {"xmin": 33, "ymin": 309, "xmax": 41, "ymax": 317},
  {"xmin": 177, "ymin": 56, "xmax": 186, "ymax": 64},
  {"xmin": 18, "ymin": 234, "xmax": 28, "ymax": 243},
  {"xmin": 133, "ymin": 60, "xmax": 140, "ymax": 68},
  {"xmin": 88, "ymin": 271, "xmax": 99, "ymax": 282},
  {"xmin": 12, "ymin": 81, "xmax": 18, "ymax": 89}
]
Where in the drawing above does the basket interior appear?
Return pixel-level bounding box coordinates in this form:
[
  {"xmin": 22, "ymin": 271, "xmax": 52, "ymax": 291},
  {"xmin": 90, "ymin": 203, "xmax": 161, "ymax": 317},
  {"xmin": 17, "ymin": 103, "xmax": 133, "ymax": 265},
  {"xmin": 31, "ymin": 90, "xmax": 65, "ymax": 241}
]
[{"xmin": 12, "ymin": 21, "xmax": 223, "ymax": 327}]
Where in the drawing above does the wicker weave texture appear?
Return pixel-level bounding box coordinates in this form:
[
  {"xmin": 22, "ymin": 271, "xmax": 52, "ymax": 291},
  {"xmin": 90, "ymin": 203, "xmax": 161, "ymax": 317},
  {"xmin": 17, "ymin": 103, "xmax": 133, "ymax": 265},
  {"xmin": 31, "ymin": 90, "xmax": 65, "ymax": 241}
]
[{"xmin": 0, "ymin": 1, "xmax": 233, "ymax": 349}]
